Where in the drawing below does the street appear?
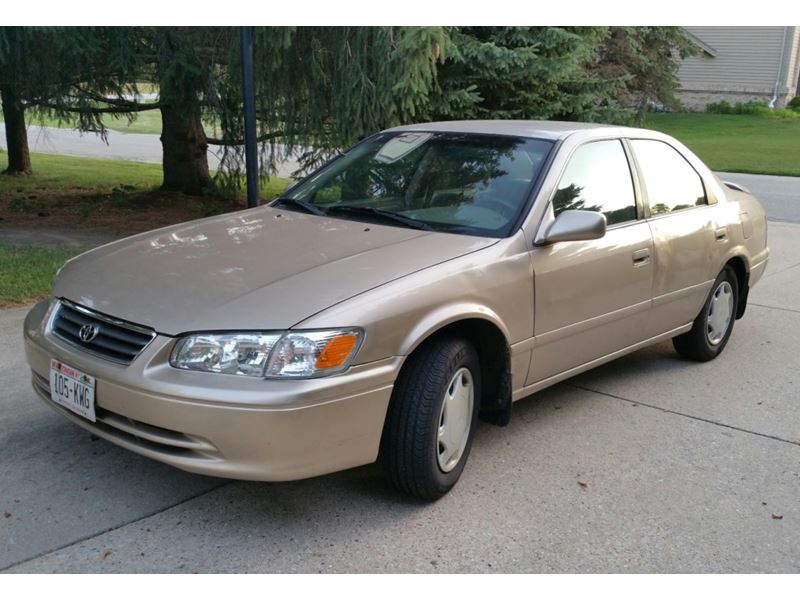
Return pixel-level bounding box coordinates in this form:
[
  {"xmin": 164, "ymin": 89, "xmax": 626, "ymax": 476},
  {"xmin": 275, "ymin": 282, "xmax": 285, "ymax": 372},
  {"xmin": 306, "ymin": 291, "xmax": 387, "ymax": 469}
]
[
  {"xmin": 0, "ymin": 124, "xmax": 302, "ymax": 178},
  {"xmin": 718, "ymin": 172, "xmax": 800, "ymax": 224},
  {"xmin": 1, "ymin": 216, "xmax": 799, "ymax": 572}
]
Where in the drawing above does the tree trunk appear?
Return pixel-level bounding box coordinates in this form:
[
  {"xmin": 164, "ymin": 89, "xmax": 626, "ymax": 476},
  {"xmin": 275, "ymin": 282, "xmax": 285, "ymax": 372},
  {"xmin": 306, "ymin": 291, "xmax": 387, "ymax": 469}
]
[
  {"xmin": 1, "ymin": 86, "xmax": 32, "ymax": 175},
  {"xmin": 159, "ymin": 102, "xmax": 210, "ymax": 194}
]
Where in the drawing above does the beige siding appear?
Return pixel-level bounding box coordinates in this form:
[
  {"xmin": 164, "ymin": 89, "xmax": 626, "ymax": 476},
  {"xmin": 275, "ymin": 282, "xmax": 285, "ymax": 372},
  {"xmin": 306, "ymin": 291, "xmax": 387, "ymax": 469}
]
[
  {"xmin": 679, "ymin": 27, "xmax": 789, "ymax": 94},
  {"xmin": 786, "ymin": 28, "xmax": 800, "ymax": 95}
]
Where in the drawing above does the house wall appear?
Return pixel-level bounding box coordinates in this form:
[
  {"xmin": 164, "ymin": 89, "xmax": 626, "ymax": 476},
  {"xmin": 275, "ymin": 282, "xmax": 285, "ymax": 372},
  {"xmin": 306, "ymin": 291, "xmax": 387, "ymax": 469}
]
[
  {"xmin": 787, "ymin": 28, "xmax": 800, "ymax": 98},
  {"xmin": 677, "ymin": 26, "xmax": 800, "ymax": 109}
]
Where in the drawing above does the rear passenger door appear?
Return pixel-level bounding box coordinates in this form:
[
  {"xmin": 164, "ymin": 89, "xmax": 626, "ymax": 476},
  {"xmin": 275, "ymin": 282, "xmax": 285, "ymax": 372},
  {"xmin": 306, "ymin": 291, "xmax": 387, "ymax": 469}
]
[
  {"xmin": 629, "ymin": 139, "xmax": 720, "ymax": 336},
  {"xmin": 528, "ymin": 139, "xmax": 654, "ymax": 385}
]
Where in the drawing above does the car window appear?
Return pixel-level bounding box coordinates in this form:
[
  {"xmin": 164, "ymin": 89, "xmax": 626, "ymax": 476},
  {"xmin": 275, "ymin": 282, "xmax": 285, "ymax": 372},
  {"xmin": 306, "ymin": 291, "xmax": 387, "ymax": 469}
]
[
  {"xmin": 630, "ymin": 139, "xmax": 707, "ymax": 215},
  {"xmin": 552, "ymin": 139, "xmax": 636, "ymax": 226},
  {"xmin": 284, "ymin": 132, "xmax": 554, "ymax": 238}
]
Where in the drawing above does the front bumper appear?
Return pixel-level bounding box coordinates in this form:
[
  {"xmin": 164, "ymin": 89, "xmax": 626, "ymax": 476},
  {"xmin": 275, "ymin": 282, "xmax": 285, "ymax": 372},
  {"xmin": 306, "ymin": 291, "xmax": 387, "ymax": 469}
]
[{"xmin": 23, "ymin": 299, "xmax": 399, "ymax": 481}]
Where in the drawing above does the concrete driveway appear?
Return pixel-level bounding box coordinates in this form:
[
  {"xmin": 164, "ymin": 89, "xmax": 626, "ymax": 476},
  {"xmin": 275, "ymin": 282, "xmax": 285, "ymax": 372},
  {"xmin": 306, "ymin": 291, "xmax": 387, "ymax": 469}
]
[{"xmin": 2, "ymin": 228, "xmax": 799, "ymax": 572}]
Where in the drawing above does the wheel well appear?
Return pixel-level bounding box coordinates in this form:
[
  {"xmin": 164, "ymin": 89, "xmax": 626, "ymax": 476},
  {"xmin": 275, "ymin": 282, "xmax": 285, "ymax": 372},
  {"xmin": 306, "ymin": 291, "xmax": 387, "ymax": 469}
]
[
  {"xmin": 407, "ymin": 319, "xmax": 512, "ymax": 426},
  {"xmin": 725, "ymin": 256, "xmax": 749, "ymax": 319}
]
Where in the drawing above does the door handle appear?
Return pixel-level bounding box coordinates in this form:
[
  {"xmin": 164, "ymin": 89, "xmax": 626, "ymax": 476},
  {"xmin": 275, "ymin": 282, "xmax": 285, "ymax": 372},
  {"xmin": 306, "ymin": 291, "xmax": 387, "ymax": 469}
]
[
  {"xmin": 715, "ymin": 226, "xmax": 728, "ymax": 242},
  {"xmin": 632, "ymin": 248, "xmax": 651, "ymax": 267}
]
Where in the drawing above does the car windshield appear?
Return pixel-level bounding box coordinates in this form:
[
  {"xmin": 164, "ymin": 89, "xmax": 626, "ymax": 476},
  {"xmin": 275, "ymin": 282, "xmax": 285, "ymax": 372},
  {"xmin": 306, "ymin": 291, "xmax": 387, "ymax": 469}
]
[{"xmin": 279, "ymin": 132, "xmax": 554, "ymax": 237}]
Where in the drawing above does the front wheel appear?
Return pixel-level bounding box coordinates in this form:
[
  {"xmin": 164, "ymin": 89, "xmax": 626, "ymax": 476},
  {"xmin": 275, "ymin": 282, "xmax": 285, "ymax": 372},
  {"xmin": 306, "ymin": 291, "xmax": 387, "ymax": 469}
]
[
  {"xmin": 380, "ymin": 337, "xmax": 481, "ymax": 501},
  {"xmin": 673, "ymin": 265, "xmax": 739, "ymax": 362}
]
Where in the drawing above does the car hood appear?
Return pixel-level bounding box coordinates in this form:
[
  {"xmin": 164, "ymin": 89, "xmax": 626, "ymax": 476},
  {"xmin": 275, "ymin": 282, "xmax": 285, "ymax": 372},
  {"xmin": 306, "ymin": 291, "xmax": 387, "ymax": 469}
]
[{"xmin": 53, "ymin": 207, "xmax": 497, "ymax": 335}]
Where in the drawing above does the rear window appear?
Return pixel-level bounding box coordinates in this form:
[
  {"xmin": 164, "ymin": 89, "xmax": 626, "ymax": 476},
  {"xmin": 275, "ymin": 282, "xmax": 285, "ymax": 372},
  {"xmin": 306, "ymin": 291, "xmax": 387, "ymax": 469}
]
[{"xmin": 630, "ymin": 139, "xmax": 707, "ymax": 215}]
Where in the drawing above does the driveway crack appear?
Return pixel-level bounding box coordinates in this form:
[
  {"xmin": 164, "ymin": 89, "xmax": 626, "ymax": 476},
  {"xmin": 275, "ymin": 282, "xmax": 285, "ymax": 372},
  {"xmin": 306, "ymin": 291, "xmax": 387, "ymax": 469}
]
[
  {"xmin": 568, "ymin": 383, "xmax": 800, "ymax": 448},
  {"xmin": 762, "ymin": 260, "xmax": 800, "ymax": 279},
  {"xmin": 749, "ymin": 302, "xmax": 800, "ymax": 315},
  {"xmin": 0, "ymin": 481, "xmax": 231, "ymax": 573}
]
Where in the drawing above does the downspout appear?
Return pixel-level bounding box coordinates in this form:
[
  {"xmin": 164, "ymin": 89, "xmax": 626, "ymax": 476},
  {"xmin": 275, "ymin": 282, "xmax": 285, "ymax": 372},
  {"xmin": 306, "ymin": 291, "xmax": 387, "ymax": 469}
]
[{"xmin": 769, "ymin": 27, "xmax": 791, "ymax": 108}]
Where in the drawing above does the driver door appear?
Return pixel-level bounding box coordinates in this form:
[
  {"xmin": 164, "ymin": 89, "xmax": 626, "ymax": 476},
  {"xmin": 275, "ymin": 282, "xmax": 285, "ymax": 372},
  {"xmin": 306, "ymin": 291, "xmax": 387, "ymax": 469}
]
[{"xmin": 527, "ymin": 139, "xmax": 654, "ymax": 385}]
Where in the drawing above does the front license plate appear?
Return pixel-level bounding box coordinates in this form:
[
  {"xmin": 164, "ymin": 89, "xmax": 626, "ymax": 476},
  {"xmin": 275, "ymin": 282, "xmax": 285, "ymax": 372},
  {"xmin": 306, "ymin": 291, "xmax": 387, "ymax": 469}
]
[{"xmin": 49, "ymin": 359, "xmax": 96, "ymax": 422}]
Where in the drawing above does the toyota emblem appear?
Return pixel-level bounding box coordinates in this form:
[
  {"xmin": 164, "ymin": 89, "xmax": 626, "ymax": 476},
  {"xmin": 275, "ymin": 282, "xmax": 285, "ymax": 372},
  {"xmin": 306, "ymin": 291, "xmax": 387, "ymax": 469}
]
[{"xmin": 78, "ymin": 324, "xmax": 99, "ymax": 343}]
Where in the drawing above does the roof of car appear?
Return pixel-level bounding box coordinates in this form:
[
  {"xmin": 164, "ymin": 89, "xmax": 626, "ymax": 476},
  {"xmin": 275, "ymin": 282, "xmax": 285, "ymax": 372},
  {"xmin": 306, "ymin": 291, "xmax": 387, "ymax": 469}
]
[{"xmin": 385, "ymin": 119, "xmax": 652, "ymax": 141}]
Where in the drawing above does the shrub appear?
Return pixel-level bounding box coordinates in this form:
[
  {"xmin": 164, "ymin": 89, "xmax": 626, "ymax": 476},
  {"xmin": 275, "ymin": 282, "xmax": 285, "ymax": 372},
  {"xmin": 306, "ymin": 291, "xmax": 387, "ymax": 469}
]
[
  {"xmin": 773, "ymin": 107, "xmax": 799, "ymax": 119},
  {"xmin": 788, "ymin": 96, "xmax": 800, "ymax": 112},
  {"xmin": 738, "ymin": 103, "xmax": 773, "ymax": 117},
  {"xmin": 706, "ymin": 100, "xmax": 732, "ymax": 114},
  {"xmin": 706, "ymin": 100, "xmax": 799, "ymax": 119}
]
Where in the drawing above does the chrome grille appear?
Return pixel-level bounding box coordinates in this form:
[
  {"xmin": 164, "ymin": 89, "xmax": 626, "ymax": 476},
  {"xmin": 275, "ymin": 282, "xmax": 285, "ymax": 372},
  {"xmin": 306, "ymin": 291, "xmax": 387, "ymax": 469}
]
[{"xmin": 51, "ymin": 300, "xmax": 156, "ymax": 364}]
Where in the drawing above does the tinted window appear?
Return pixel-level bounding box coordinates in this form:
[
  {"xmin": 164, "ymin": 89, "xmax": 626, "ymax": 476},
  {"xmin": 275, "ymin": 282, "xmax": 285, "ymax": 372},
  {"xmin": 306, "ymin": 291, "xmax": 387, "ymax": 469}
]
[
  {"xmin": 286, "ymin": 132, "xmax": 553, "ymax": 237},
  {"xmin": 631, "ymin": 139, "xmax": 707, "ymax": 215},
  {"xmin": 553, "ymin": 140, "xmax": 636, "ymax": 226}
]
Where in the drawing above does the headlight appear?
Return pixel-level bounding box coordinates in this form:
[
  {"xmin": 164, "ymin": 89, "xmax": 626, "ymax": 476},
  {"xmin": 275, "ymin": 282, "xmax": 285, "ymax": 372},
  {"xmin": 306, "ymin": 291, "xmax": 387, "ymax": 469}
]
[
  {"xmin": 170, "ymin": 333, "xmax": 281, "ymax": 376},
  {"xmin": 264, "ymin": 329, "xmax": 362, "ymax": 378},
  {"xmin": 170, "ymin": 329, "xmax": 363, "ymax": 379}
]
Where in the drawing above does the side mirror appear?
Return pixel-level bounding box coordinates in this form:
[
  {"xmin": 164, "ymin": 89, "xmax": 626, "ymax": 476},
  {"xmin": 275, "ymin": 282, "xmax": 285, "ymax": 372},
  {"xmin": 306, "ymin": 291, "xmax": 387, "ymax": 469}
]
[{"xmin": 543, "ymin": 210, "xmax": 607, "ymax": 244}]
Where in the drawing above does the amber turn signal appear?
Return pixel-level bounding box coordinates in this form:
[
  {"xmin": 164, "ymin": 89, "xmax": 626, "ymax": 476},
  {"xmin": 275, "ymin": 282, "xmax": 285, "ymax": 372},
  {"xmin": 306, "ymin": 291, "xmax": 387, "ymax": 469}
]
[{"xmin": 315, "ymin": 334, "xmax": 360, "ymax": 369}]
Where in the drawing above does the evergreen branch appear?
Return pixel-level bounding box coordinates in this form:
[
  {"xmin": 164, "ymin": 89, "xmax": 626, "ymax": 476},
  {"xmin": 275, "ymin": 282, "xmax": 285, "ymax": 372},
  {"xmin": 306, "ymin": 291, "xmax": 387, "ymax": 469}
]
[
  {"xmin": 207, "ymin": 131, "xmax": 284, "ymax": 145},
  {"xmin": 38, "ymin": 100, "xmax": 163, "ymax": 114},
  {"xmin": 74, "ymin": 88, "xmax": 156, "ymax": 108}
]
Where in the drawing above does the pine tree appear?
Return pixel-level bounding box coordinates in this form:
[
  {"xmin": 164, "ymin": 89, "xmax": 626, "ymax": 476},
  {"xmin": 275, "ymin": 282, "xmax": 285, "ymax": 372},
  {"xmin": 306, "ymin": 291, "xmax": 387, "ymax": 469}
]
[
  {"xmin": 2, "ymin": 26, "xmax": 690, "ymax": 191},
  {"xmin": 429, "ymin": 26, "xmax": 693, "ymax": 125},
  {"xmin": 2, "ymin": 26, "xmax": 449, "ymax": 193},
  {"xmin": 596, "ymin": 27, "xmax": 696, "ymax": 123},
  {"xmin": 429, "ymin": 27, "xmax": 627, "ymax": 123},
  {"xmin": 0, "ymin": 27, "xmax": 66, "ymax": 174},
  {"xmin": 213, "ymin": 26, "xmax": 449, "ymax": 182},
  {"xmin": 0, "ymin": 26, "xmax": 151, "ymax": 176}
]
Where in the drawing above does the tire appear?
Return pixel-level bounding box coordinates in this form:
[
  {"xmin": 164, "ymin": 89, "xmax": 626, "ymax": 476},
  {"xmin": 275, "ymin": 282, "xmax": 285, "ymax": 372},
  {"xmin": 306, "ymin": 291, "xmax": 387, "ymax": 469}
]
[
  {"xmin": 672, "ymin": 265, "xmax": 739, "ymax": 362},
  {"xmin": 380, "ymin": 337, "xmax": 481, "ymax": 501}
]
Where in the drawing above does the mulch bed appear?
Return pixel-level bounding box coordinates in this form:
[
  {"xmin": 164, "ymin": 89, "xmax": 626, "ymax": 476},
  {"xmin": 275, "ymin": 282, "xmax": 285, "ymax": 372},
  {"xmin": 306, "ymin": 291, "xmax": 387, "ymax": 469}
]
[{"xmin": 0, "ymin": 189, "xmax": 248, "ymax": 236}]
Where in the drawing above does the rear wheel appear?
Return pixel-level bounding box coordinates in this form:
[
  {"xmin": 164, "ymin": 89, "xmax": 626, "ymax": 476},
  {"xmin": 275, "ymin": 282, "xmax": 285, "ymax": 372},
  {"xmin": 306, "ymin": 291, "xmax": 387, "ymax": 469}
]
[
  {"xmin": 380, "ymin": 337, "xmax": 481, "ymax": 501},
  {"xmin": 673, "ymin": 265, "xmax": 739, "ymax": 362}
]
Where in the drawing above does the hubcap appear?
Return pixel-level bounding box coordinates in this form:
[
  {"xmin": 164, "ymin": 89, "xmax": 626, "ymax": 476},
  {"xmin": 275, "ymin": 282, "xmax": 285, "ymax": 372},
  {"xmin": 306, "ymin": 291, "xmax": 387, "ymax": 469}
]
[
  {"xmin": 707, "ymin": 281, "xmax": 734, "ymax": 345},
  {"xmin": 437, "ymin": 367, "xmax": 474, "ymax": 473}
]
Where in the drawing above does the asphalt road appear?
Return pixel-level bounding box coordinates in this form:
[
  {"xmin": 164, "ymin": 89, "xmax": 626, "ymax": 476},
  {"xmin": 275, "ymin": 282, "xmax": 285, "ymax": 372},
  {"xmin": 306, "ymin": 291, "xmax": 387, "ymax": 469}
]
[
  {"xmin": 718, "ymin": 172, "xmax": 800, "ymax": 224},
  {"xmin": 0, "ymin": 124, "xmax": 301, "ymax": 178},
  {"xmin": 1, "ymin": 216, "xmax": 799, "ymax": 572}
]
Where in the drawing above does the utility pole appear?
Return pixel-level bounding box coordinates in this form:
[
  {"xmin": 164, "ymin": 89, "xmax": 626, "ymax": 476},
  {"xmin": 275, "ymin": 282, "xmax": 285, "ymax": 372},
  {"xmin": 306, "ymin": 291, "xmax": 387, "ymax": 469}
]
[{"xmin": 240, "ymin": 26, "xmax": 259, "ymax": 208}]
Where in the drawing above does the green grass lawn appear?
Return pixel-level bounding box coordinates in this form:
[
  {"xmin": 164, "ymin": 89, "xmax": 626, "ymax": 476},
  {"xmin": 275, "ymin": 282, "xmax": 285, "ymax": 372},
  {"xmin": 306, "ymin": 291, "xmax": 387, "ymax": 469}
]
[
  {"xmin": 0, "ymin": 152, "xmax": 290, "ymax": 200},
  {"xmin": 0, "ymin": 244, "xmax": 83, "ymax": 307},
  {"xmin": 0, "ymin": 152, "xmax": 165, "ymax": 194},
  {"xmin": 644, "ymin": 113, "xmax": 800, "ymax": 177}
]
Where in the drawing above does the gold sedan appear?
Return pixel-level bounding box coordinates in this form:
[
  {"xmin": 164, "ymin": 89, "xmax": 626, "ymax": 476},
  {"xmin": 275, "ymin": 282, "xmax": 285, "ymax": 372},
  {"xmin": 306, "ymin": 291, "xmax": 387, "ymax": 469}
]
[{"xmin": 24, "ymin": 121, "xmax": 769, "ymax": 500}]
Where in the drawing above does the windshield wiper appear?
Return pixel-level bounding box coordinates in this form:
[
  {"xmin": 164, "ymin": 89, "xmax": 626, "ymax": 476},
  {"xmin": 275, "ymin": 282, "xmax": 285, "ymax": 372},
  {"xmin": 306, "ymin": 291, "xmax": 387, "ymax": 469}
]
[
  {"xmin": 326, "ymin": 205, "xmax": 434, "ymax": 231},
  {"xmin": 271, "ymin": 197, "xmax": 328, "ymax": 216}
]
